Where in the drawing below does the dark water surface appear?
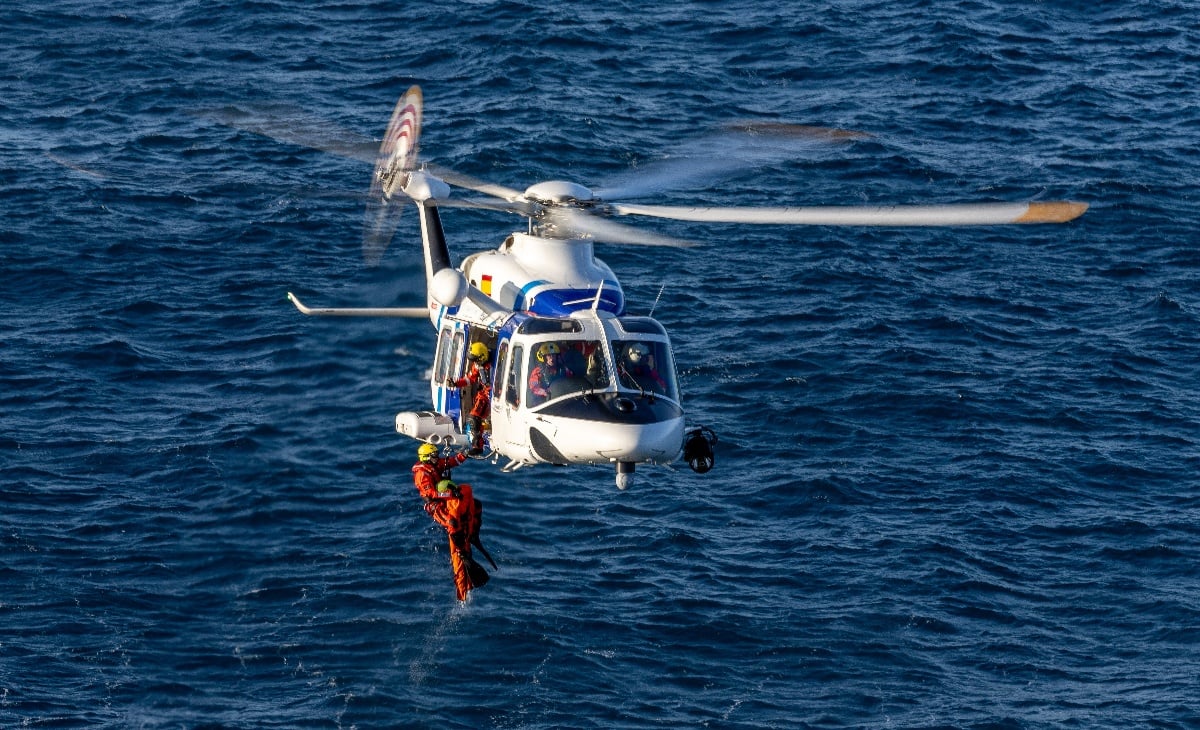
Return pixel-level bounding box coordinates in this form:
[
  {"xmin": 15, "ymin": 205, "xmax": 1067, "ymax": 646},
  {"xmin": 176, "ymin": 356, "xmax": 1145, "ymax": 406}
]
[{"xmin": 3, "ymin": 1, "xmax": 1199, "ymax": 727}]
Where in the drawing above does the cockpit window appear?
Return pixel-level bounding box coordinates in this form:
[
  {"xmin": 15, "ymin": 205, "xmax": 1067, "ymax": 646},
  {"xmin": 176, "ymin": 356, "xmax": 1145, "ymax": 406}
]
[
  {"xmin": 617, "ymin": 317, "xmax": 667, "ymax": 336},
  {"xmin": 517, "ymin": 318, "xmax": 583, "ymax": 335},
  {"xmin": 613, "ymin": 339, "xmax": 677, "ymax": 399},
  {"xmin": 526, "ymin": 340, "xmax": 606, "ymax": 406}
]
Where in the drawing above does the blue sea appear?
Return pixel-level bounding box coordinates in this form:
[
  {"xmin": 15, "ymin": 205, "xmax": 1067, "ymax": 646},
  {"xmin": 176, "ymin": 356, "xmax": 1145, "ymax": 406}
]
[{"xmin": 3, "ymin": 1, "xmax": 1199, "ymax": 727}]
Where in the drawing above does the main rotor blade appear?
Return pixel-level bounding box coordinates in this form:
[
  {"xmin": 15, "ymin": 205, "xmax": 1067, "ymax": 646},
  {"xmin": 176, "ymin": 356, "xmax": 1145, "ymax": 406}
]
[
  {"xmin": 205, "ymin": 104, "xmax": 378, "ymax": 162},
  {"xmin": 426, "ymin": 164, "xmax": 526, "ymax": 202},
  {"xmin": 545, "ymin": 208, "xmax": 694, "ymax": 247},
  {"xmin": 593, "ymin": 123, "xmax": 868, "ymax": 201},
  {"xmin": 611, "ymin": 201, "xmax": 1088, "ymax": 226},
  {"xmin": 435, "ymin": 196, "xmax": 541, "ymax": 217}
]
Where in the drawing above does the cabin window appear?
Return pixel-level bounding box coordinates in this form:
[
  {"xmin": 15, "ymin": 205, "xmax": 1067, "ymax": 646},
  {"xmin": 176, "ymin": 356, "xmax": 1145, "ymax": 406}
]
[
  {"xmin": 506, "ymin": 344, "xmax": 523, "ymax": 407},
  {"xmin": 495, "ymin": 341, "xmax": 510, "ymax": 405},
  {"xmin": 452, "ymin": 332, "xmax": 466, "ymax": 379},
  {"xmin": 613, "ymin": 339, "xmax": 677, "ymax": 400},
  {"xmin": 431, "ymin": 328, "xmax": 451, "ymax": 382},
  {"xmin": 434, "ymin": 328, "xmax": 465, "ymax": 385}
]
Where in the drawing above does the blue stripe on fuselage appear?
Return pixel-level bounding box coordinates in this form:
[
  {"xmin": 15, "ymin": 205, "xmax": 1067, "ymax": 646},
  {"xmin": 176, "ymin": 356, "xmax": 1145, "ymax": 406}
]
[
  {"xmin": 518, "ymin": 281, "xmax": 625, "ymax": 316},
  {"xmin": 514, "ymin": 280, "xmax": 546, "ymax": 312}
]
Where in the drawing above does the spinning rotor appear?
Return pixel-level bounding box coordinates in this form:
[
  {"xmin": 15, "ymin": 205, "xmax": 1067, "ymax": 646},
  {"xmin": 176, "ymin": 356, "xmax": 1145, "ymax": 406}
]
[{"xmin": 364, "ymin": 86, "xmax": 1086, "ymax": 258}]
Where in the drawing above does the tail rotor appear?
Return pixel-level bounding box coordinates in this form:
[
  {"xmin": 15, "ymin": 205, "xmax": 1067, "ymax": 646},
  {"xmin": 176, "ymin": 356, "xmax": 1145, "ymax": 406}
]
[{"xmin": 363, "ymin": 85, "xmax": 423, "ymax": 266}]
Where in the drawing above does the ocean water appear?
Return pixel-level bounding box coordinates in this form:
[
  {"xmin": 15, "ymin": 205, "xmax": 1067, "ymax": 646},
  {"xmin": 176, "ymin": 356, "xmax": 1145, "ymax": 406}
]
[{"xmin": 3, "ymin": 1, "xmax": 1199, "ymax": 728}]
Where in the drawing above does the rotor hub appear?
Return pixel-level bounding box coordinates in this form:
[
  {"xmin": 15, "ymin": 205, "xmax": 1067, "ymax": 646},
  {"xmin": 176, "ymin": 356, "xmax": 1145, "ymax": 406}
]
[{"xmin": 523, "ymin": 180, "xmax": 595, "ymax": 205}]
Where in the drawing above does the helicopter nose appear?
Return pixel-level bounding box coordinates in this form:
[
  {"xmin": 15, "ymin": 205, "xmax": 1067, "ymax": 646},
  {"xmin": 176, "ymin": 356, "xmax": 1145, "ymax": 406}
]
[{"xmin": 528, "ymin": 394, "xmax": 684, "ymax": 464}]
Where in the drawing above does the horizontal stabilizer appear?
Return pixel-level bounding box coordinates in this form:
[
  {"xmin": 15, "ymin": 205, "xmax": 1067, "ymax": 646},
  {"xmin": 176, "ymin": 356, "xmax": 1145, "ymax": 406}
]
[{"xmin": 288, "ymin": 292, "xmax": 428, "ymax": 317}]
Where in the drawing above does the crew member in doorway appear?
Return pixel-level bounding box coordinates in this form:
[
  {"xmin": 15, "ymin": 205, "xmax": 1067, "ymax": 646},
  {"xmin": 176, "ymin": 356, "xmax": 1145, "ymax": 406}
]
[
  {"xmin": 447, "ymin": 342, "xmax": 492, "ymax": 456},
  {"xmin": 412, "ymin": 443, "xmax": 467, "ymax": 504},
  {"xmin": 425, "ymin": 479, "xmax": 492, "ymax": 601}
]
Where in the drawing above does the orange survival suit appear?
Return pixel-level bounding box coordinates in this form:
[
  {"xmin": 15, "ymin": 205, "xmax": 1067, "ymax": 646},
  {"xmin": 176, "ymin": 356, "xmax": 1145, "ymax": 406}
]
[
  {"xmin": 450, "ymin": 361, "xmax": 492, "ymax": 453},
  {"xmin": 412, "ymin": 451, "xmax": 467, "ymax": 503},
  {"xmin": 425, "ymin": 481, "xmax": 488, "ymax": 601}
]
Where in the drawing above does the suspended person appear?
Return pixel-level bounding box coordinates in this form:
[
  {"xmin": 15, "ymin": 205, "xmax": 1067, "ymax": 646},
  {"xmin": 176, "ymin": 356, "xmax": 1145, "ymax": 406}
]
[
  {"xmin": 446, "ymin": 342, "xmax": 493, "ymax": 456},
  {"xmin": 425, "ymin": 479, "xmax": 492, "ymax": 601},
  {"xmin": 411, "ymin": 442, "xmax": 467, "ymax": 504},
  {"xmin": 528, "ymin": 342, "xmax": 574, "ymax": 405}
]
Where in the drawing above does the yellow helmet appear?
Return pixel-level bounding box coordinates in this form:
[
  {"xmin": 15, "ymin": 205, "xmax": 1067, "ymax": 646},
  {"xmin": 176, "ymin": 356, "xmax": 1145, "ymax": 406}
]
[
  {"xmin": 417, "ymin": 443, "xmax": 439, "ymax": 462},
  {"xmin": 469, "ymin": 342, "xmax": 489, "ymax": 362},
  {"xmin": 436, "ymin": 479, "xmax": 455, "ymax": 494},
  {"xmin": 536, "ymin": 342, "xmax": 561, "ymax": 363}
]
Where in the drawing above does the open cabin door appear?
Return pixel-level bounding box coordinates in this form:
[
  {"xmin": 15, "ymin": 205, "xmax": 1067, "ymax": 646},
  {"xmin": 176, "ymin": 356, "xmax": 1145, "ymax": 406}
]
[
  {"xmin": 488, "ymin": 340, "xmax": 523, "ymax": 457},
  {"xmin": 438, "ymin": 323, "xmax": 500, "ymax": 439}
]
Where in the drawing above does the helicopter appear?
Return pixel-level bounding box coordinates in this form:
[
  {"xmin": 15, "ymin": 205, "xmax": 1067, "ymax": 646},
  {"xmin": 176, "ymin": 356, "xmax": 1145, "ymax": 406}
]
[{"xmin": 284, "ymin": 86, "xmax": 1087, "ymax": 489}]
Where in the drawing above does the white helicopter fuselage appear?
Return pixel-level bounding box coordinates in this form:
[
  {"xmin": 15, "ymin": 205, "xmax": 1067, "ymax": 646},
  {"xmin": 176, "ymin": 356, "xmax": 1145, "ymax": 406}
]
[
  {"xmin": 390, "ymin": 184, "xmax": 710, "ymax": 488},
  {"xmin": 460, "ymin": 232, "xmax": 623, "ymax": 315}
]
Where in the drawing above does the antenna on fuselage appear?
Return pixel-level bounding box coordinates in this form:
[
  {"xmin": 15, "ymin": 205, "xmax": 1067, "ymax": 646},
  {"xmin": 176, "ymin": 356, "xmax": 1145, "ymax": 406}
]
[
  {"xmin": 591, "ymin": 281, "xmax": 605, "ymax": 311},
  {"xmin": 648, "ymin": 283, "xmax": 666, "ymax": 318}
]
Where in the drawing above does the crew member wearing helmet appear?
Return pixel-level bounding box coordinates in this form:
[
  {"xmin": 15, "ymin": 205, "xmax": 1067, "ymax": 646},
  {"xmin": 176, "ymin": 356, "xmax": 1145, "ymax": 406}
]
[
  {"xmin": 619, "ymin": 342, "xmax": 667, "ymax": 391},
  {"xmin": 446, "ymin": 341, "xmax": 493, "ymax": 456},
  {"xmin": 411, "ymin": 442, "xmax": 467, "ymax": 503},
  {"xmin": 425, "ymin": 479, "xmax": 490, "ymax": 601},
  {"xmin": 528, "ymin": 342, "xmax": 574, "ymax": 405}
]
